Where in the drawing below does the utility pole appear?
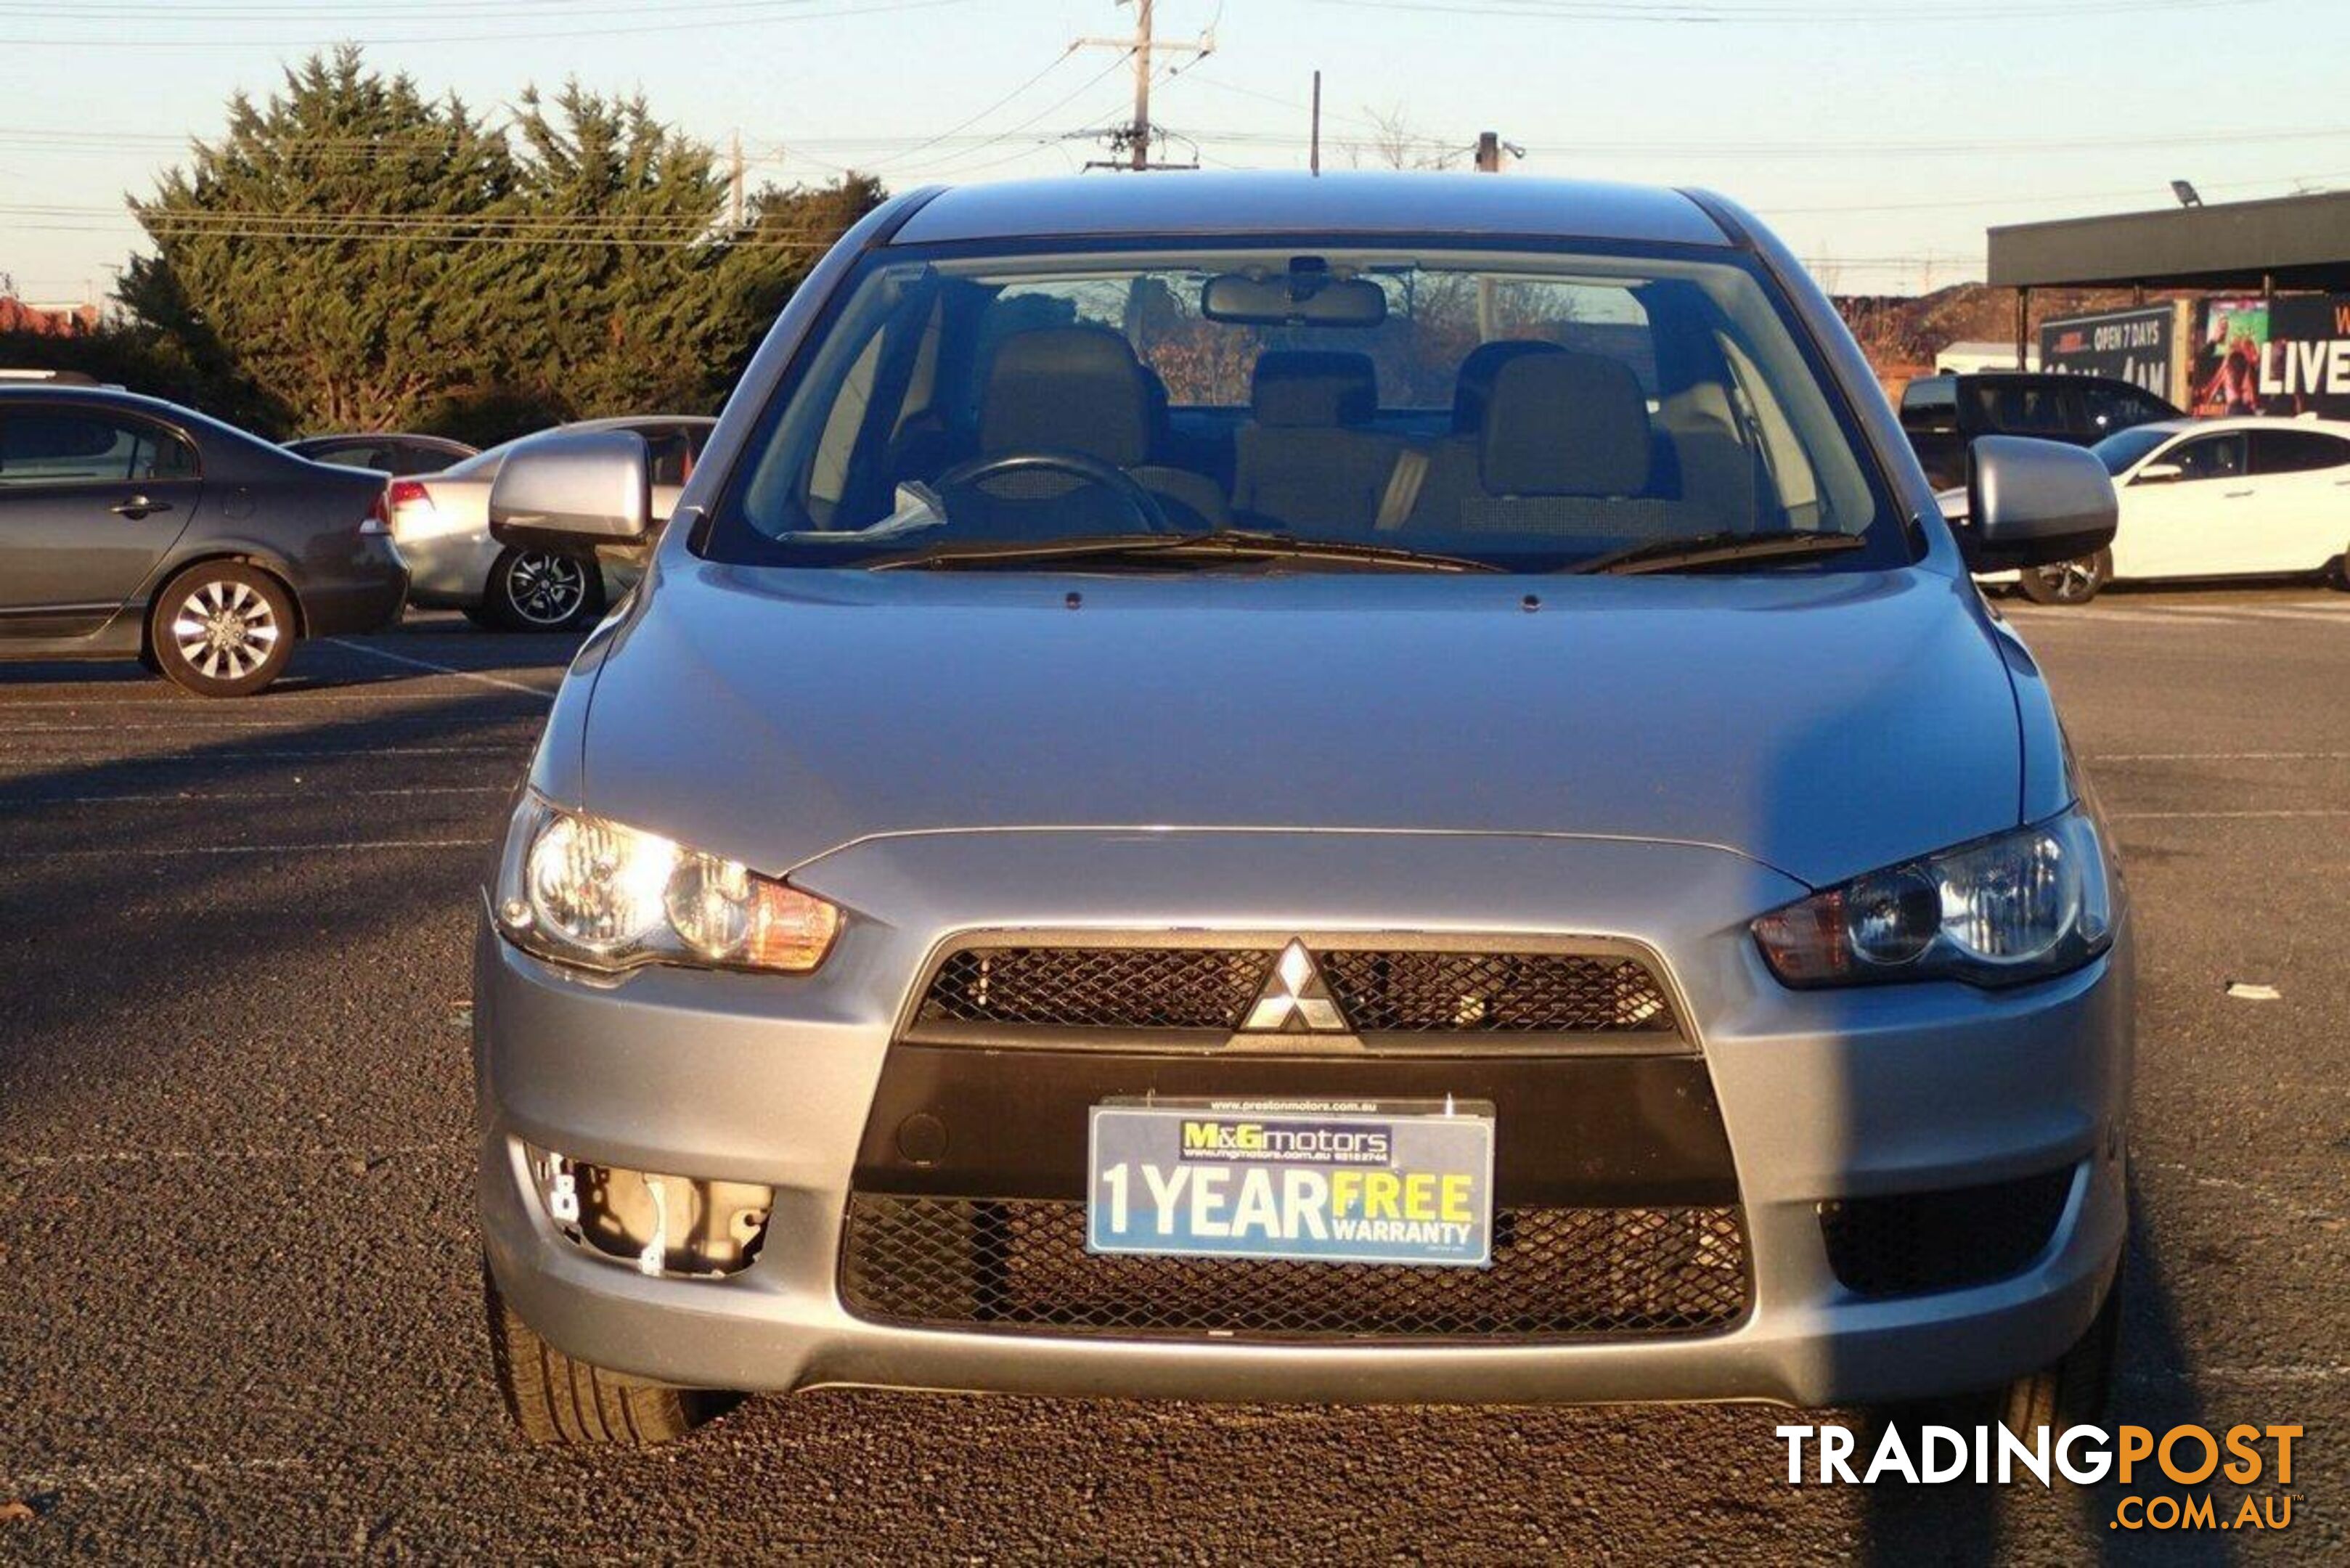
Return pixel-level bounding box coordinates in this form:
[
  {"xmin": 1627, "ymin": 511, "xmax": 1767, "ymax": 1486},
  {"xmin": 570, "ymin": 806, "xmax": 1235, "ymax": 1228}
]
[
  {"xmin": 1077, "ymin": 0, "xmax": 1212, "ymax": 171},
  {"xmin": 729, "ymin": 129, "xmax": 746, "ymax": 228},
  {"xmin": 1128, "ymin": 0, "xmax": 1154, "ymax": 171},
  {"xmin": 1310, "ymin": 70, "xmax": 1322, "ymax": 176},
  {"xmin": 1474, "ymin": 131, "xmax": 1501, "ymax": 173}
]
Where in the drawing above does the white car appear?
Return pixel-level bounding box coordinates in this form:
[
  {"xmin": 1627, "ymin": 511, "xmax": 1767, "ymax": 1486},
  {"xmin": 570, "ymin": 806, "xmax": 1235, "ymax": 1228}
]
[
  {"xmin": 1963, "ymin": 417, "xmax": 2350, "ymax": 604},
  {"xmin": 386, "ymin": 416, "xmax": 714, "ymax": 629}
]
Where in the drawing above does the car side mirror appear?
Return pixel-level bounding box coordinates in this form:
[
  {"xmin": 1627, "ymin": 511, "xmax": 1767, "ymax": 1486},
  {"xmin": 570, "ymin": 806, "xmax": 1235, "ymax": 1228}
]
[
  {"xmin": 2131, "ymin": 461, "xmax": 2183, "ymax": 486},
  {"xmin": 1955, "ymin": 435, "xmax": 2118, "ymax": 572},
  {"xmin": 489, "ymin": 429, "xmax": 651, "ymax": 555}
]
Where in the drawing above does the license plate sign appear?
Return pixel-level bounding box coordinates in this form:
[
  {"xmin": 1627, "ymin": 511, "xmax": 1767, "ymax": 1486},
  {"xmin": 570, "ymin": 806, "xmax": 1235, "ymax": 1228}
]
[{"xmin": 1087, "ymin": 1101, "xmax": 1495, "ymax": 1267}]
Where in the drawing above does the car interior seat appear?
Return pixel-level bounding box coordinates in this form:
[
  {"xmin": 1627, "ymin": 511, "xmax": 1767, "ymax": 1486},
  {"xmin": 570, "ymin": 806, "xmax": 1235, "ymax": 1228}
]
[
  {"xmin": 973, "ymin": 325, "xmax": 1230, "ymax": 530},
  {"xmin": 1232, "ymin": 351, "xmax": 1405, "ymax": 536}
]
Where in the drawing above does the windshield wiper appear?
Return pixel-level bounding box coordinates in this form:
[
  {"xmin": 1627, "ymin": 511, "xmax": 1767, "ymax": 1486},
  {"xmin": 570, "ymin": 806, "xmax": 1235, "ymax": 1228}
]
[
  {"xmin": 865, "ymin": 529, "xmax": 1506, "ymax": 573},
  {"xmin": 1567, "ymin": 530, "xmax": 1868, "ymax": 576}
]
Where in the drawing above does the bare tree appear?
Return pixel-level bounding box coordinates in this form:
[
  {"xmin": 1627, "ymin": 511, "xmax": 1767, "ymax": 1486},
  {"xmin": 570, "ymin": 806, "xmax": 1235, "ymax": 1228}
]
[{"xmin": 1344, "ymin": 105, "xmax": 1461, "ymax": 171}]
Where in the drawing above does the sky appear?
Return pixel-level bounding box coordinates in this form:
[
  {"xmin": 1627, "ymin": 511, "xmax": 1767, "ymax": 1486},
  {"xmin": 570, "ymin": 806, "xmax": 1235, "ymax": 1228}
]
[{"xmin": 5, "ymin": 0, "xmax": 2349, "ymax": 307}]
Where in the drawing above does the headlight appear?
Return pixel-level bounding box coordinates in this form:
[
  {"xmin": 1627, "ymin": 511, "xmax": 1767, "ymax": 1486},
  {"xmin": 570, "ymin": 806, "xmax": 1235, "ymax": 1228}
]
[
  {"xmin": 1752, "ymin": 807, "xmax": 2113, "ymax": 989},
  {"xmin": 494, "ymin": 793, "xmax": 841, "ymax": 974}
]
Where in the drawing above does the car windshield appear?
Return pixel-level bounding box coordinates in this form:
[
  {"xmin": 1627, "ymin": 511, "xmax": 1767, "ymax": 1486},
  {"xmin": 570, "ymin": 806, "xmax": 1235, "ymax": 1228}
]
[
  {"xmin": 2092, "ymin": 425, "xmax": 2174, "ymax": 476},
  {"xmin": 703, "ymin": 240, "xmax": 1905, "ymax": 573}
]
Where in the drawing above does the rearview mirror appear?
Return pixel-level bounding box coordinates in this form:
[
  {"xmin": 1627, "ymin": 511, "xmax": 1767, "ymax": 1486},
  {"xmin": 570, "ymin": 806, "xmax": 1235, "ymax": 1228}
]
[
  {"xmin": 1201, "ymin": 272, "xmax": 1387, "ymax": 327},
  {"xmin": 2131, "ymin": 461, "xmax": 2183, "ymax": 486},
  {"xmin": 489, "ymin": 429, "xmax": 651, "ymax": 554},
  {"xmin": 1956, "ymin": 436, "xmax": 2117, "ymax": 572}
]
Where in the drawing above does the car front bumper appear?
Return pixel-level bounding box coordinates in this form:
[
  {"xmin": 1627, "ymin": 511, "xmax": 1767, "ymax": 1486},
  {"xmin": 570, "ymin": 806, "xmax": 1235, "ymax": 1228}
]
[{"xmin": 476, "ymin": 828, "xmax": 2131, "ymax": 1410}]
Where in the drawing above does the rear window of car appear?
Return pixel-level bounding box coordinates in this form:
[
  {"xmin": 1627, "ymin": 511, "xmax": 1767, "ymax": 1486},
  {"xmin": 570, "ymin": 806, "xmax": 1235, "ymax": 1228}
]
[{"xmin": 2250, "ymin": 428, "xmax": 2350, "ymax": 474}]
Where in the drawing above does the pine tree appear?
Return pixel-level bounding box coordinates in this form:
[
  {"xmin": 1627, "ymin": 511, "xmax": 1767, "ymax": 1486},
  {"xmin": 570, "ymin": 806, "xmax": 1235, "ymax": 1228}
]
[{"xmin": 121, "ymin": 48, "xmax": 519, "ymax": 434}]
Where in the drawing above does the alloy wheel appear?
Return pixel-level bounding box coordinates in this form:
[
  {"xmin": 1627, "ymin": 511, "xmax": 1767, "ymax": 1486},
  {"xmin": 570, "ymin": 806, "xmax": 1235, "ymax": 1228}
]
[
  {"xmin": 505, "ymin": 552, "xmax": 588, "ymax": 627},
  {"xmin": 2032, "ymin": 556, "xmax": 2102, "ymax": 604},
  {"xmin": 171, "ymin": 579, "xmax": 282, "ymax": 682}
]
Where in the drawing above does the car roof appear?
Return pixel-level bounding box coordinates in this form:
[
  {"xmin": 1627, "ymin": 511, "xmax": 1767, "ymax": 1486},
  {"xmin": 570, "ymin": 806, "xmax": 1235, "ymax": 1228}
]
[
  {"xmin": 2131, "ymin": 415, "xmax": 2350, "ymax": 437},
  {"xmin": 564, "ymin": 414, "xmax": 715, "ymax": 432},
  {"xmin": 889, "ymin": 171, "xmax": 1731, "ymax": 249},
  {"xmin": 292, "ymin": 431, "xmax": 473, "ymax": 446},
  {"xmin": 1945, "ymin": 372, "xmax": 2149, "ymax": 389},
  {"xmin": 0, "ymin": 382, "xmax": 287, "ymax": 456}
]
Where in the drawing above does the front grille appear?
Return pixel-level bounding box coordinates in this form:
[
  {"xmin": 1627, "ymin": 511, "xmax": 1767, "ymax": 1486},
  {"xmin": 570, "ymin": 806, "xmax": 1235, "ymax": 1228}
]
[
  {"xmin": 1819, "ymin": 1167, "xmax": 2076, "ymax": 1298},
  {"xmin": 918, "ymin": 947, "xmax": 1273, "ymax": 1030},
  {"xmin": 841, "ymin": 1196, "xmax": 1747, "ymax": 1340},
  {"xmin": 912, "ymin": 943, "xmax": 1679, "ymax": 1039},
  {"xmin": 1319, "ymin": 950, "xmax": 1675, "ymax": 1034}
]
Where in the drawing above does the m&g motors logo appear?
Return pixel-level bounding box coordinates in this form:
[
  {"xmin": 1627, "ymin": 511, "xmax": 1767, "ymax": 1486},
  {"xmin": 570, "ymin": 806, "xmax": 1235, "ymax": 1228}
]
[{"xmin": 1178, "ymin": 1119, "xmax": 1392, "ymax": 1166}]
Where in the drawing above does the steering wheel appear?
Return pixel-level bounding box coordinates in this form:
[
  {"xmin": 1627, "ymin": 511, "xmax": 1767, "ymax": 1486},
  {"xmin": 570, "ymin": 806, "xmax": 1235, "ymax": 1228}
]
[{"xmin": 934, "ymin": 449, "xmax": 1175, "ymax": 536}]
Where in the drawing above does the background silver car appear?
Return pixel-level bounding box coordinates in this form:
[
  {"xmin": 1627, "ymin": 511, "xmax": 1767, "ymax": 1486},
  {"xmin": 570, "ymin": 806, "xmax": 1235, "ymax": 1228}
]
[
  {"xmin": 387, "ymin": 415, "xmax": 711, "ymax": 630},
  {"xmin": 471, "ymin": 173, "xmax": 2129, "ymax": 1448}
]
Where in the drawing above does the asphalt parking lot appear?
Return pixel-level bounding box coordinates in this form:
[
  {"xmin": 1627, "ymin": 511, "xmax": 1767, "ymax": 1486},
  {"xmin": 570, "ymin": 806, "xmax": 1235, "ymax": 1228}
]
[{"xmin": 1, "ymin": 592, "xmax": 2344, "ymax": 1563}]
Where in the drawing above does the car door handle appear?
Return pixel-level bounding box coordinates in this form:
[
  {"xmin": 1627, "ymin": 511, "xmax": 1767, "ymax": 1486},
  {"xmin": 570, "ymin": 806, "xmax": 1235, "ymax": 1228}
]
[
  {"xmin": 2222, "ymin": 489, "xmax": 2254, "ymax": 499},
  {"xmin": 110, "ymin": 495, "xmax": 171, "ymax": 519}
]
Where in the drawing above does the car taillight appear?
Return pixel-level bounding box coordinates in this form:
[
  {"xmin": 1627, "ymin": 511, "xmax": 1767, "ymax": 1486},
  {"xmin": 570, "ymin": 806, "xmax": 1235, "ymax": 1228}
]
[
  {"xmin": 361, "ymin": 486, "xmax": 393, "ymax": 536},
  {"xmin": 383, "ymin": 478, "xmax": 433, "ymax": 536}
]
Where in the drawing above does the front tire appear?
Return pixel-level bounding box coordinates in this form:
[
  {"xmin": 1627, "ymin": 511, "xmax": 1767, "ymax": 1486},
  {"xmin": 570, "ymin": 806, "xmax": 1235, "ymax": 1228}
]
[
  {"xmin": 1996, "ymin": 1259, "xmax": 2122, "ymax": 1437},
  {"xmin": 2015, "ymin": 548, "xmax": 2111, "ymax": 605},
  {"xmin": 486, "ymin": 547, "xmax": 603, "ymax": 632},
  {"xmin": 481, "ymin": 1259, "xmax": 738, "ymax": 1446},
  {"xmin": 148, "ymin": 562, "xmax": 295, "ymax": 697}
]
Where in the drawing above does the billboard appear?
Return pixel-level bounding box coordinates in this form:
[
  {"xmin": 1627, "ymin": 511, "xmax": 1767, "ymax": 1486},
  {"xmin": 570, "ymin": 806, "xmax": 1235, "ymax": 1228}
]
[
  {"xmin": 2189, "ymin": 297, "xmax": 2269, "ymax": 416},
  {"xmin": 2191, "ymin": 293, "xmax": 2350, "ymax": 419},
  {"xmin": 2039, "ymin": 306, "xmax": 2176, "ymax": 401}
]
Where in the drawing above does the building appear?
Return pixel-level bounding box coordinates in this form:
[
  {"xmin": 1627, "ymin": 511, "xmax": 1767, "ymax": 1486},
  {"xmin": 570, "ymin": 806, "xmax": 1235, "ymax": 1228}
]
[
  {"xmin": 0, "ymin": 297, "xmax": 100, "ymax": 336},
  {"xmin": 1989, "ymin": 189, "xmax": 2350, "ymax": 417}
]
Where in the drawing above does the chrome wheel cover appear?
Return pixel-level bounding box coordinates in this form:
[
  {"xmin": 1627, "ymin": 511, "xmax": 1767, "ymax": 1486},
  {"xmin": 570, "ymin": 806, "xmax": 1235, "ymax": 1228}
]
[
  {"xmin": 505, "ymin": 553, "xmax": 587, "ymax": 626},
  {"xmin": 170, "ymin": 579, "xmax": 280, "ymax": 681}
]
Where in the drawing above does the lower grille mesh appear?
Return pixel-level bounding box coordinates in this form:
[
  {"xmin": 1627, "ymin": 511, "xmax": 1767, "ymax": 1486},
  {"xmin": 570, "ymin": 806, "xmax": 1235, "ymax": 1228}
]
[
  {"xmin": 841, "ymin": 1196, "xmax": 1748, "ymax": 1340},
  {"xmin": 1819, "ymin": 1167, "xmax": 2076, "ymax": 1298}
]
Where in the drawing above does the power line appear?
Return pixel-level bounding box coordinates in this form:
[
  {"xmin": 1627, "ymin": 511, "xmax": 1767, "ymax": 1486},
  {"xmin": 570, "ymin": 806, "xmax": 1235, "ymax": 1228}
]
[
  {"xmin": 0, "ymin": 0, "xmax": 968, "ymax": 47},
  {"xmin": 902, "ymin": 49, "xmax": 1139, "ymax": 179},
  {"xmin": 1308, "ymin": 0, "xmax": 2276, "ymax": 21},
  {"xmin": 856, "ymin": 46, "xmax": 1081, "ymax": 173}
]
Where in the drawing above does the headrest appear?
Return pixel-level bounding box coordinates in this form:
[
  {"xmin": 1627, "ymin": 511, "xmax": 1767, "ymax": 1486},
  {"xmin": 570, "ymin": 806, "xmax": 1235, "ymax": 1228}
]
[
  {"xmin": 1480, "ymin": 352, "xmax": 1652, "ymax": 498},
  {"xmin": 979, "ymin": 326, "xmax": 1153, "ymax": 465},
  {"xmin": 1451, "ymin": 340, "xmax": 1564, "ymax": 433},
  {"xmin": 1250, "ymin": 351, "xmax": 1376, "ymax": 428}
]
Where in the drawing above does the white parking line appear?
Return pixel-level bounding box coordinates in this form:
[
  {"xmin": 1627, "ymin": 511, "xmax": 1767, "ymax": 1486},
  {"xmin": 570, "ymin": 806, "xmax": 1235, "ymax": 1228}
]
[
  {"xmin": 0, "ymin": 693, "xmax": 539, "ymax": 708},
  {"xmin": 2221, "ymin": 607, "xmax": 2350, "ymax": 623},
  {"xmin": 0, "ymin": 1140, "xmax": 468, "ymax": 1168},
  {"xmin": 41, "ymin": 837, "xmax": 491, "ymax": 857},
  {"xmin": 2089, "ymin": 751, "xmax": 2350, "ymax": 762},
  {"xmin": 0, "ymin": 784, "xmax": 510, "ymax": 807},
  {"xmin": 2004, "ymin": 609, "xmax": 2245, "ymax": 626},
  {"xmin": 0, "ymin": 744, "xmax": 526, "ymax": 760},
  {"xmin": 2111, "ymin": 809, "xmax": 2350, "ymax": 820},
  {"xmin": 325, "ymin": 637, "xmax": 559, "ymax": 697}
]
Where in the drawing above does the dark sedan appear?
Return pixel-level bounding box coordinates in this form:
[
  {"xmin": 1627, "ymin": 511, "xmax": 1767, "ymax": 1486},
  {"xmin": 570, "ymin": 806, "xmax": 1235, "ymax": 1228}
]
[
  {"xmin": 0, "ymin": 386, "xmax": 407, "ymax": 696},
  {"xmin": 284, "ymin": 431, "xmax": 478, "ymax": 476}
]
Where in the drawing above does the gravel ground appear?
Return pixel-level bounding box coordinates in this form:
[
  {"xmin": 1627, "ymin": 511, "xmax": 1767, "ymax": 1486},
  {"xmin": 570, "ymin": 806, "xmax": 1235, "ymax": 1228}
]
[{"xmin": 1, "ymin": 591, "xmax": 2344, "ymax": 1564}]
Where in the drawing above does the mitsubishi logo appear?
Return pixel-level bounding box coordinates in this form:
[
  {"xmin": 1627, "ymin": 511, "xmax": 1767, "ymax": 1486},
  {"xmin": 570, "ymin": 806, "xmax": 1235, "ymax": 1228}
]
[{"xmin": 1241, "ymin": 941, "xmax": 1350, "ymax": 1033}]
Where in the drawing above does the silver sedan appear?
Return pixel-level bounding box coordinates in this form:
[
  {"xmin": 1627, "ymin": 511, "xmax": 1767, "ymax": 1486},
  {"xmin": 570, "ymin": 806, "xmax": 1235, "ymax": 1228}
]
[
  {"xmin": 386, "ymin": 415, "xmax": 711, "ymax": 629},
  {"xmin": 470, "ymin": 172, "xmax": 2131, "ymax": 1449}
]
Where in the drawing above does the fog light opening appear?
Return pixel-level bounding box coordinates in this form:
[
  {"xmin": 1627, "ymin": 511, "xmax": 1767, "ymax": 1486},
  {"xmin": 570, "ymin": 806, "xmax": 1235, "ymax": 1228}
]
[{"xmin": 525, "ymin": 1143, "xmax": 772, "ymax": 1278}]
